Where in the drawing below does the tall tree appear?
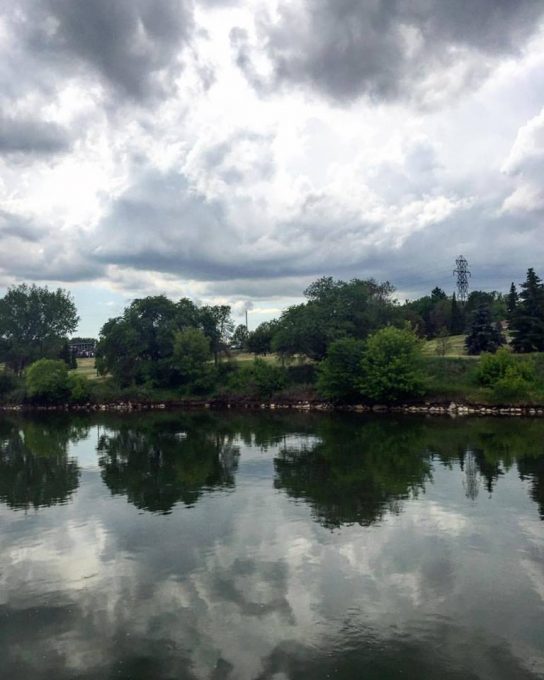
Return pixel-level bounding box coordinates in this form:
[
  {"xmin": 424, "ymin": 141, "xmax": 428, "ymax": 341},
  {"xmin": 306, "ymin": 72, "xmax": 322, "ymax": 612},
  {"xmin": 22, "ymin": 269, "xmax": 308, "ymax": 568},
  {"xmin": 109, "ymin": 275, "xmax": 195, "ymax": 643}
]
[
  {"xmin": 199, "ymin": 305, "xmax": 234, "ymax": 365},
  {"xmin": 511, "ymin": 268, "xmax": 544, "ymax": 353},
  {"xmin": 465, "ymin": 304, "xmax": 505, "ymax": 355},
  {"xmin": 506, "ymin": 282, "xmax": 518, "ymax": 324},
  {"xmin": 0, "ymin": 284, "xmax": 79, "ymax": 373},
  {"xmin": 450, "ymin": 293, "xmax": 464, "ymax": 335}
]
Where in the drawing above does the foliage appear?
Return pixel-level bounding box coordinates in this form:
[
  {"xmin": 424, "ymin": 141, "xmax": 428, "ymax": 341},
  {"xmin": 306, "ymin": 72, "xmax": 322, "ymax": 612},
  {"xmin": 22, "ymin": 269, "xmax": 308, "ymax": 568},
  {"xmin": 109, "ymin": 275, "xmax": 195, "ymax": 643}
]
[
  {"xmin": 67, "ymin": 373, "xmax": 92, "ymax": 403},
  {"xmin": 96, "ymin": 296, "xmax": 233, "ymax": 386},
  {"xmin": 0, "ymin": 370, "xmax": 18, "ymax": 397},
  {"xmin": 0, "ymin": 284, "xmax": 79, "ymax": 373},
  {"xmin": 172, "ymin": 327, "xmax": 211, "ymax": 385},
  {"xmin": 272, "ymin": 277, "xmax": 398, "ymax": 360},
  {"xmin": 199, "ymin": 305, "xmax": 234, "ymax": 364},
  {"xmin": 247, "ymin": 320, "xmax": 278, "ymax": 355},
  {"xmin": 475, "ymin": 348, "xmax": 539, "ymax": 401},
  {"xmin": 465, "ymin": 304, "xmax": 505, "ymax": 355},
  {"xmin": 359, "ymin": 326, "xmax": 426, "ymax": 402},
  {"xmin": 510, "ymin": 268, "xmax": 544, "ymax": 353},
  {"xmin": 434, "ymin": 327, "xmax": 451, "ymax": 356},
  {"xmin": 231, "ymin": 324, "xmax": 249, "ymax": 350},
  {"xmin": 317, "ymin": 337, "xmax": 365, "ymax": 401},
  {"xmin": 228, "ymin": 359, "xmax": 287, "ymax": 398},
  {"xmin": 25, "ymin": 359, "xmax": 70, "ymax": 403}
]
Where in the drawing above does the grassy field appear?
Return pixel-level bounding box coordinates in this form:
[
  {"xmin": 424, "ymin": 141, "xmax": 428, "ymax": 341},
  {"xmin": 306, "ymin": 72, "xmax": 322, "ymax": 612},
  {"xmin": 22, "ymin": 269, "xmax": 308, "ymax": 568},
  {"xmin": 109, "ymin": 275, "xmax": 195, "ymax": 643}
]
[
  {"xmin": 74, "ymin": 357, "xmax": 102, "ymax": 381},
  {"xmin": 422, "ymin": 334, "xmax": 469, "ymax": 357}
]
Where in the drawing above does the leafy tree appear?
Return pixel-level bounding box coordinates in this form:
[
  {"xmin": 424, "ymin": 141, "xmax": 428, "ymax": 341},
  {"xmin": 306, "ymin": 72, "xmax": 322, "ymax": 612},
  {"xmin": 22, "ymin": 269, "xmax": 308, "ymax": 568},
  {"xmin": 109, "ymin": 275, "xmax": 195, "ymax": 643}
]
[
  {"xmin": 511, "ymin": 268, "xmax": 544, "ymax": 353},
  {"xmin": 317, "ymin": 337, "xmax": 365, "ymax": 401},
  {"xmin": 0, "ymin": 284, "xmax": 79, "ymax": 373},
  {"xmin": 231, "ymin": 324, "xmax": 249, "ymax": 351},
  {"xmin": 465, "ymin": 304, "xmax": 505, "ymax": 355},
  {"xmin": 172, "ymin": 327, "xmax": 211, "ymax": 385},
  {"xmin": 272, "ymin": 277, "xmax": 398, "ymax": 360},
  {"xmin": 247, "ymin": 320, "xmax": 278, "ymax": 355},
  {"xmin": 97, "ymin": 295, "xmax": 234, "ymax": 385},
  {"xmin": 25, "ymin": 359, "xmax": 70, "ymax": 403},
  {"xmin": 199, "ymin": 305, "xmax": 234, "ymax": 364},
  {"xmin": 359, "ymin": 326, "xmax": 425, "ymax": 402}
]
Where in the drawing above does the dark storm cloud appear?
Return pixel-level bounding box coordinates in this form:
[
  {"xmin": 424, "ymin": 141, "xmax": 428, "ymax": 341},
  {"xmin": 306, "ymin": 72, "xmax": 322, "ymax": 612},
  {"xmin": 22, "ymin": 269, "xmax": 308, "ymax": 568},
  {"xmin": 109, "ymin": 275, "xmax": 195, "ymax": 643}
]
[
  {"xmin": 21, "ymin": 0, "xmax": 194, "ymax": 100},
  {"xmin": 0, "ymin": 114, "xmax": 71, "ymax": 156},
  {"xmin": 84, "ymin": 161, "xmax": 544, "ymax": 300},
  {"xmin": 233, "ymin": 0, "xmax": 544, "ymax": 104}
]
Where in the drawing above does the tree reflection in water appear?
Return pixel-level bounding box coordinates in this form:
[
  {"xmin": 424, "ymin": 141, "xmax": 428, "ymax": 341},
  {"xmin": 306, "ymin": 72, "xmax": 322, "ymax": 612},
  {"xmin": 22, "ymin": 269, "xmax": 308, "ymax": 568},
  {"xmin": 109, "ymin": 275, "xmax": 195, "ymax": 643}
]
[
  {"xmin": 273, "ymin": 416, "xmax": 544, "ymax": 528},
  {"xmin": 0, "ymin": 415, "xmax": 86, "ymax": 510},
  {"xmin": 97, "ymin": 414, "xmax": 240, "ymax": 513}
]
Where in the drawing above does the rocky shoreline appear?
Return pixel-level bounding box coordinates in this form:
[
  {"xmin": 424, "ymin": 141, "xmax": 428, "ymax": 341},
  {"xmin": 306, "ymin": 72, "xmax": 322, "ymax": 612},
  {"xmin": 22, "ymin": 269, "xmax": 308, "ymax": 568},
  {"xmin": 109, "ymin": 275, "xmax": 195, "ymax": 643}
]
[{"xmin": 1, "ymin": 398, "xmax": 543, "ymax": 416}]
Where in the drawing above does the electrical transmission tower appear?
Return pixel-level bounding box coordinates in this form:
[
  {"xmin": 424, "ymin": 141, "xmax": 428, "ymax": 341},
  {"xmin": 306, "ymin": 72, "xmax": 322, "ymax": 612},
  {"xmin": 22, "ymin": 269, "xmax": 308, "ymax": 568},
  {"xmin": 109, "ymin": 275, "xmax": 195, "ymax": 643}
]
[{"xmin": 453, "ymin": 255, "xmax": 471, "ymax": 302}]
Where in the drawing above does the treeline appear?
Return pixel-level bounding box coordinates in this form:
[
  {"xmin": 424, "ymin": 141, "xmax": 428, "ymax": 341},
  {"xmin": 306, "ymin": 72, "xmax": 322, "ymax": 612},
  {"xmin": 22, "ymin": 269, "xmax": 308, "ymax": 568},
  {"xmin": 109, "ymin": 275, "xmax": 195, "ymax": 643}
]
[{"xmin": 0, "ymin": 268, "xmax": 543, "ymax": 405}]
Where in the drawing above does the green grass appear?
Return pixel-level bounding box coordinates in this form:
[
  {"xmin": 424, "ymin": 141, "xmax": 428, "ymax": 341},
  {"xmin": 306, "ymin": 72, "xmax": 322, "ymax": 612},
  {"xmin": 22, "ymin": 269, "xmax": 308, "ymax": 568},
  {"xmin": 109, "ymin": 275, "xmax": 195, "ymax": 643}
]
[
  {"xmin": 422, "ymin": 334, "xmax": 470, "ymax": 357},
  {"xmin": 73, "ymin": 357, "xmax": 104, "ymax": 381}
]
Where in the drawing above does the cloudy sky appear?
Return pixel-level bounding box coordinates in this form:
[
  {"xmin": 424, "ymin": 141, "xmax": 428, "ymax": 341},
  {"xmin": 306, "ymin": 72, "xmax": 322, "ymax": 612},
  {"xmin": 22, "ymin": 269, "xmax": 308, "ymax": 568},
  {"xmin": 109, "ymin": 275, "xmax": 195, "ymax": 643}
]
[{"xmin": 1, "ymin": 0, "xmax": 544, "ymax": 335}]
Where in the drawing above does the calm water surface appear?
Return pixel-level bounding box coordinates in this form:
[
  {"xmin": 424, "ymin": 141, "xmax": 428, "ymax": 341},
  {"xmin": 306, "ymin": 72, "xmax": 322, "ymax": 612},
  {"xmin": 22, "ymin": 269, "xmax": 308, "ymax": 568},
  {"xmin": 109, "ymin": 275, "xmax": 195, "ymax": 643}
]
[{"xmin": 1, "ymin": 411, "xmax": 543, "ymax": 679}]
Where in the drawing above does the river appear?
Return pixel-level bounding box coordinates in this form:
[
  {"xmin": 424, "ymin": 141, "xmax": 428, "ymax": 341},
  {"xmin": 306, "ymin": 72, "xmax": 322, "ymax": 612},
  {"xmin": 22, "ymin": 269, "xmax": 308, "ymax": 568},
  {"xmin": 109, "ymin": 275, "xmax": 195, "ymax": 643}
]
[{"xmin": 1, "ymin": 411, "xmax": 543, "ymax": 679}]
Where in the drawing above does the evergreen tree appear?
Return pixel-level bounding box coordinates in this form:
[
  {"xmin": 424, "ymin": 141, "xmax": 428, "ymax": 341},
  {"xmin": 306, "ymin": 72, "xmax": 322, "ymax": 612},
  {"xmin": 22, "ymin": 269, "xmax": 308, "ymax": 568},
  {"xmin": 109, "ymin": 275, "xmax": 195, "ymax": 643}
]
[
  {"xmin": 450, "ymin": 293, "xmax": 464, "ymax": 335},
  {"xmin": 506, "ymin": 282, "xmax": 518, "ymax": 325},
  {"xmin": 511, "ymin": 269, "xmax": 544, "ymax": 353},
  {"xmin": 465, "ymin": 304, "xmax": 505, "ymax": 355}
]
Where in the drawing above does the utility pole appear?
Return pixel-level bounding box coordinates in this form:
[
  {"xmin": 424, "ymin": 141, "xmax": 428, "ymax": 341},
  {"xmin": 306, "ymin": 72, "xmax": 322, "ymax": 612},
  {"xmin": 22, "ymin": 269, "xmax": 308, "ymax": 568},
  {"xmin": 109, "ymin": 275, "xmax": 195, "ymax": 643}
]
[{"xmin": 453, "ymin": 255, "xmax": 471, "ymax": 302}]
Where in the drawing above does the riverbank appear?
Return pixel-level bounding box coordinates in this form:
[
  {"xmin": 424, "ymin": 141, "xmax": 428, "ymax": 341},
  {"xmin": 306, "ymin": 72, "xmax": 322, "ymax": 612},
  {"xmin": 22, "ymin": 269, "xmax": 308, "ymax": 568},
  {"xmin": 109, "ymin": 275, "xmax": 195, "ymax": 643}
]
[{"xmin": 2, "ymin": 395, "xmax": 544, "ymax": 416}]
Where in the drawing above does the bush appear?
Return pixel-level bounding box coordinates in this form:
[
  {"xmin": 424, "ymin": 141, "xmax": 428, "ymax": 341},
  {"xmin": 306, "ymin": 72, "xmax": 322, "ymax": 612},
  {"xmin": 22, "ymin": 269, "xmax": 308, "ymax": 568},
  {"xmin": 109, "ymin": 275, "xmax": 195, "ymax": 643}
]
[
  {"xmin": 476, "ymin": 348, "xmax": 535, "ymax": 401},
  {"xmin": 25, "ymin": 359, "xmax": 69, "ymax": 403},
  {"xmin": 477, "ymin": 348, "xmax": 534, "ymax": 386},
  {"xmin": 359, "ymin": 326, "xmax": 425, "ymax": 402},
  {"xmin": 67, "ymin": 373, "xmax": 91, "ymax": 403},
  {"xmin": 227, "ymin": 360, "xmax": 287, "ymax": 399},
  {"xmin": 317, "ymin": 337, "xmax": 365, "ymax": 400}
]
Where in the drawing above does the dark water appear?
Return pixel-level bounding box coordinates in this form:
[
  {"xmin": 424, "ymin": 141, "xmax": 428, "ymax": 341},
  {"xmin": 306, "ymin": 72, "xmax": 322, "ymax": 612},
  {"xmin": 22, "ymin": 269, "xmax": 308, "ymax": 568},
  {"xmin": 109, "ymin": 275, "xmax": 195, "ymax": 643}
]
[{"xmin": 1, "ymin": 412, "xmax": 544, "ymax": 680}]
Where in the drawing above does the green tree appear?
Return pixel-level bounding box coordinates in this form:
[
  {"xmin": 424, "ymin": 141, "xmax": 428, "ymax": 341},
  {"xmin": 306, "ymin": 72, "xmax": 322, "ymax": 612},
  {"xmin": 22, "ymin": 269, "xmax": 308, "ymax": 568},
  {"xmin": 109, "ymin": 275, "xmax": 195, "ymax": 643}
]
[
  {"xmin": 25, "ymin": 359, "xmax": 70, "ymax": 403},
  {"xmin": 511, "ymin": 268, "xmax": 544, "ymax": 353},
  {"xmin": 231, "ymin": 324, "xmax": 249, "ymax": 351},
  {"xmin": 199, "ymin": 305, "xmax": 234, "ymax": 365},
  {"xmin": 317, "ymin": 337, "xmax": 365, "ymax": 401},
  {"xmin": 359, "ymin": 326, "xmax": 425, "ymax": 402},
  {"xmin": 506, "ymin": 282, "xmax": 518, "ymax": 325},
  {"xmin": 272, "ymin": 277, "xmax": 398, "ymax": 360},
  {"xmin": 173, "ymin": 327, "xmax": 211, "ymax": 384},
  {"xmin": 465, "ymin": 304, "xmax": 505, "ymax": 355},
  {"xmin": 247, "ymin": 320, "xmax": 278, "ymax": 355},
  {"xmin": 67, "ymin": 373, "xmax": 91, "ymax": 403},
  {"xmin": 450, "ymin": 293, "xmax": 465, "ymax": 334},
  {"xmin": 0, "ymin": 284, "xmax": 79, "ymax": 373}
]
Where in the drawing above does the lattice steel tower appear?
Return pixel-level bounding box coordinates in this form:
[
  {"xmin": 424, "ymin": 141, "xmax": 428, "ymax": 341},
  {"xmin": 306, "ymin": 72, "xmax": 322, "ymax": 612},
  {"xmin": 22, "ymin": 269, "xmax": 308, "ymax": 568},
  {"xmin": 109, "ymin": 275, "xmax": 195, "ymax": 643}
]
[{"xmin": 453, "ymin": 255, "xmax": 471, "ymax": 302}]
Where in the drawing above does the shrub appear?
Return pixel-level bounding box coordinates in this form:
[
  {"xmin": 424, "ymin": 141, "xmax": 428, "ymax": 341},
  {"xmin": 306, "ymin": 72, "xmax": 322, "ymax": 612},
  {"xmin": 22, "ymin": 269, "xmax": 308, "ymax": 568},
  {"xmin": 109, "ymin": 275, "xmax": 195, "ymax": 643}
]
[
  {"xmin": 68, "ymin": 373, "xmax": 91, "ymax": 403},
  {"xmin": 317, "ymin": 337, "xmax": 365, "ymax": 401},
  {"xmin": 359, "ymin": 326, "xmax": 425, "ymax": 402},
  {"xmin": 25, "ymin": 359, "xmax": 69, "ymax": 403},
  {"xmin": 476, "ymin": 348, "xmax": 535, "ymax": 401},
  {"xmin": 227, "ymin": 360, "xmax": 287, "ymax": 399},
  {"xmin": 476, "ymin": 348, "xmax": 534, "ymax": 386}
]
